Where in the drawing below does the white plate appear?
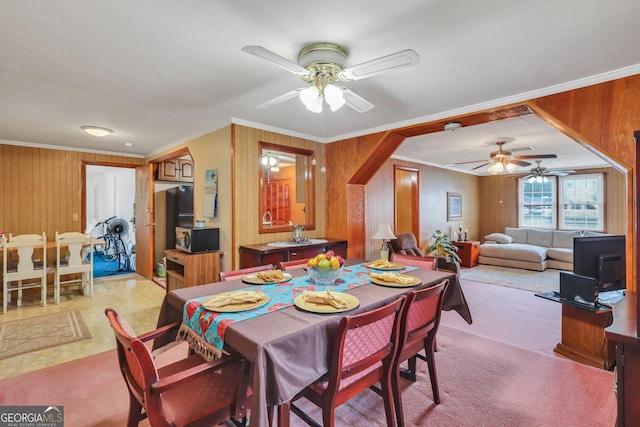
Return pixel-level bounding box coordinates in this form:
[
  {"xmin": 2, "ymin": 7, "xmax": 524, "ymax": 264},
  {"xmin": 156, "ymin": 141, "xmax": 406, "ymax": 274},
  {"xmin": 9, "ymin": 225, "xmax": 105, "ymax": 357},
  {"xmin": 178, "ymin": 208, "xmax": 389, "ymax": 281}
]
[
  {"xmin": 294, "ymin": 291, "xmax": 359, "ymax": 314},
  {"xmin": 242, "ymin": 271, "xmax": 292, "ymax": 284}
]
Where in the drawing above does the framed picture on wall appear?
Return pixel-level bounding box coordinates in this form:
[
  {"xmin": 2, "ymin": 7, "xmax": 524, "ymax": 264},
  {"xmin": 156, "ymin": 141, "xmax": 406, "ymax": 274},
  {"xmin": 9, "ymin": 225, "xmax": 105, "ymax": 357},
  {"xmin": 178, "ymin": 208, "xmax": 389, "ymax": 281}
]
[{"xmin": 447, "ymin": 192, "xmax": 462, "ymax": 221}]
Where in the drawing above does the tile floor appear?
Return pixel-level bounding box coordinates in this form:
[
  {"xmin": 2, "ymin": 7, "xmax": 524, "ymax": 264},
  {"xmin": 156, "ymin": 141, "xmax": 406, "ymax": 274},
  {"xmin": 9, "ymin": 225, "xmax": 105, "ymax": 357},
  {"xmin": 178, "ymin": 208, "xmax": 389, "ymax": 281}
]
[{"xmin": 0, "ymin": 274, "xmax": 166, "ymax": 380}]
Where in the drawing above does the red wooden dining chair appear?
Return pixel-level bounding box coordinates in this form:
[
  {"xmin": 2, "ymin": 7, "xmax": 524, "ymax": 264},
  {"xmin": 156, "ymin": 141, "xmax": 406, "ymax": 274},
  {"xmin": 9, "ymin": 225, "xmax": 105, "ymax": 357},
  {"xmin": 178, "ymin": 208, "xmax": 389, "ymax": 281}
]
[
  {"xmin": 219, "ymin": 264, "xmax": 274, "ymax": 281},
  {"xmin": 279, "ymin": 259, "xmax": 308, "ymax": 271},
  {"xmin": 105, "ymin": 308, "xmax": 252, "ymax": 427},
  {"xmin": 392, "ymin": 279, "xmax": 449, "ymax": 427},
  {"xmin": 290, "ymin": 296, "xmax": 406, "ymax": 427},
  {"xmin": 390, "ymin": 253, "xmax": 437, "ymax": 270}
]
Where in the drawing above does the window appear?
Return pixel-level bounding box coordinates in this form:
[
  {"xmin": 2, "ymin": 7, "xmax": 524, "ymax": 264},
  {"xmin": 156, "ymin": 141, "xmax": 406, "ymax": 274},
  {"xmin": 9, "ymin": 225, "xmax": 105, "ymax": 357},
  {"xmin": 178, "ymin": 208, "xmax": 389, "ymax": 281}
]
[
  {"xmin": 559, "ymin": 173, "xmax": 604, "ymax": 231},
  {"xmin": 518, "ymin": 173, "xmax": 604, "ymax": 231},
  {"xmin": 519, "ymin": 177, "xmax": 557, "ymax": 228}
]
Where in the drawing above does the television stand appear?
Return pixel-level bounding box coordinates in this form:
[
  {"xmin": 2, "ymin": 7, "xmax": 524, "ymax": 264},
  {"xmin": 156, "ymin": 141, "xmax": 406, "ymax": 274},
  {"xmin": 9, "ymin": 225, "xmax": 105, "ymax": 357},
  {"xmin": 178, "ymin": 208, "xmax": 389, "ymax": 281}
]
[{"xmin": 554, "ymin": 302, "xmax": 616, "ymax": 370}]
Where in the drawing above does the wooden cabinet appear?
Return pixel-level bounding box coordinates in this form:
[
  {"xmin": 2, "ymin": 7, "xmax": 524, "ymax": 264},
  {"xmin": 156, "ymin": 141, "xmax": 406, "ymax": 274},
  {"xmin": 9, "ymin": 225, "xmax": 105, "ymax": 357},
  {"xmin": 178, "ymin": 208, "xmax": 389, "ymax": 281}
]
[
  {"xmin": 554, "ymin": 302, "xmax": 615, "ymax": 370},
  {"xmin": 164, "ymin": 249, "xmax": 221, "ymax": 292},
  {"xmin": 453, "ymin": 240, "xmax": 480, "ymax": 267},
  {"xmin": 605, "ymin": 293, "xmax": 640, "ymax": 426},
  {"xmin": 158, "ymin": 158, "xmax": 194, "ymax": 182},
  {"xmin": 239, "ymin": 239, "xmax": 347, "ymax": 269}
]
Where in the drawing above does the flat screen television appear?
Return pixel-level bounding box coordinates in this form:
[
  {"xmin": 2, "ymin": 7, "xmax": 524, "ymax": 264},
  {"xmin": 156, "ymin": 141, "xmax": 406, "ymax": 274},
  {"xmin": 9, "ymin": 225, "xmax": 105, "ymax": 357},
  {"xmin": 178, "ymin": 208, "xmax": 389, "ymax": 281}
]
[{"xmin": 573, "ymin": 235, "xmax": 626, "ymax": 293}]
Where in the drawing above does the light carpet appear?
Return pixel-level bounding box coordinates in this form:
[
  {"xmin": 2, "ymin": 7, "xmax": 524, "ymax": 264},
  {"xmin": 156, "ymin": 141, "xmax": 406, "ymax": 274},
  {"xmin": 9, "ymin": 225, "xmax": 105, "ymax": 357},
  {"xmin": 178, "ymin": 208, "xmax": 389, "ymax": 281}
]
[
  {"xmin": 460, "ymin": 264, "xmax": 560, "ymax": 293},
  {"xmin": 0, "ymin": 310, "xmax": 91, "ymax": 360},
  {"xmin": 0, "ymin": 326, "xmax": 615, "ymax": 426}
]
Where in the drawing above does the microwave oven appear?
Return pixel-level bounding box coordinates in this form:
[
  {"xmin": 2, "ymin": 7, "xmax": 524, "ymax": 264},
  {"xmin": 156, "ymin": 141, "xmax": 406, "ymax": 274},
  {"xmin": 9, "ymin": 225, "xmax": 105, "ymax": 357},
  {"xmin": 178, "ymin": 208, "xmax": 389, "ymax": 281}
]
[{"xmin": 175, "ymin": 227, "xmax": 220, "ymax": 253}]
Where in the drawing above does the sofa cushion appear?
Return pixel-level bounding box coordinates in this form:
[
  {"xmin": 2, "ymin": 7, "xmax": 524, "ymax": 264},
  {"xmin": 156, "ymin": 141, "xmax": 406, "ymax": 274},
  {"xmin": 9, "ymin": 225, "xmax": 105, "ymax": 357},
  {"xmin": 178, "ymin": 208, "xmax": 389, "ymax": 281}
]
[
  {"xmin": 547, "ymin": 247, "xmax": 573, "ymax": 263},
  {"xmin": 552, "ymin": 230, "xmax": 581, "ymax": 248},
  {"xmin": 505, "ymin": 227, "xmax": 528, "ymax": 244},
  {"xmin": 484, "ymin": 232, "xmax": 513, "ymax": 244},
  {"xmin": 480, "ymin": 243, "xmax": 547, "ymax": 263},
  {"xmin": 527, "ymin": 229, "xmax": 553, "ymax": 248}
]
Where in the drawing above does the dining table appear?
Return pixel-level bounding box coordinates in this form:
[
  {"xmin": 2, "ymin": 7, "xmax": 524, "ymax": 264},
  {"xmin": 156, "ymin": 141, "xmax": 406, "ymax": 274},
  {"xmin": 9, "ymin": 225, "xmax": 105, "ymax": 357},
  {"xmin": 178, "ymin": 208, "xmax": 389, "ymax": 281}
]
[{"xmin": 153, "ymin": 259, "xmax": 472, "ymax": 427}]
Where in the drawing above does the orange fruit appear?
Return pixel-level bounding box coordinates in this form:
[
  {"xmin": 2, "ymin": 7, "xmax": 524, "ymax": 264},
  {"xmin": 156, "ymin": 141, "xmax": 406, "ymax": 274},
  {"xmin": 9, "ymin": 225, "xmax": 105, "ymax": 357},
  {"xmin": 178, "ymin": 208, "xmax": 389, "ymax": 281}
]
[{"xmin": 307, "ymin": 257, "xmax": 318, "ymax": 268}]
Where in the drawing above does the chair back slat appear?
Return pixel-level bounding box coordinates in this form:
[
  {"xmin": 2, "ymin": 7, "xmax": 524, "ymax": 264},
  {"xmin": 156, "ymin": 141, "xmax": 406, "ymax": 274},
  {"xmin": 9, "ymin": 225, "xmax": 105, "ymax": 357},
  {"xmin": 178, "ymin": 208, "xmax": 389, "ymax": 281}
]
[
  {"xmin": 390, "ymin": 253, "xmax": 437, "ymax": 270},
  {"xmin": 219, "ymin": 264, "xmax": 274, "ymax": 281}
]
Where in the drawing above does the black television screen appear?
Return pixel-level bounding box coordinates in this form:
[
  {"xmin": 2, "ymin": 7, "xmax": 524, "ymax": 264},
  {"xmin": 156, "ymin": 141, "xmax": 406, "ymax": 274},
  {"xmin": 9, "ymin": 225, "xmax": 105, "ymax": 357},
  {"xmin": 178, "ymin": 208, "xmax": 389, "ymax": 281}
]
[{"xmin": 573, "ymin": 235, "xmax": 626, "ymax": 293}]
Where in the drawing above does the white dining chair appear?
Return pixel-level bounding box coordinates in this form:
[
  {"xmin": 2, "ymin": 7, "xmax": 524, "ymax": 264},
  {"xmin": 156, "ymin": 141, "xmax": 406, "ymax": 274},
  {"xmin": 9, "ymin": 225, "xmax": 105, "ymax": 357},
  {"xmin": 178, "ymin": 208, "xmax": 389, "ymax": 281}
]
[
  {"xmin": 2, "ymin": 232, "xmax": 47, "ymax": 314},
  {"xmin": 54, "ymin": 231, "xmax": 94, "ymax": 304}
]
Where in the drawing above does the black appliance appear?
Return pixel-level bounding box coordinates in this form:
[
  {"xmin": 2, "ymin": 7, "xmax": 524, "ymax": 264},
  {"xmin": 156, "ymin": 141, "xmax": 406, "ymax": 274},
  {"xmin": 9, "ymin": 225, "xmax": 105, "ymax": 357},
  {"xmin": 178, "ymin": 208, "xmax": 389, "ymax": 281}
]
[
  {"xmin": 166, "ymin": 185, "xmax": 194, "ymax": 249},
  {"xmin": 175, "ymin": 227, "xmax": 220, "ymax": 253}
]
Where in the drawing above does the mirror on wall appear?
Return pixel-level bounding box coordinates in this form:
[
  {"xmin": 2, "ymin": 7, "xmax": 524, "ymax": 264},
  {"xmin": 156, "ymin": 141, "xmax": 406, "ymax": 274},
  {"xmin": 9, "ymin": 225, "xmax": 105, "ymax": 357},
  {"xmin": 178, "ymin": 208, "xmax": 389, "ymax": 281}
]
[{"xmin": 259, "ymin": 141, "xmax": 315, "ymax": 234}]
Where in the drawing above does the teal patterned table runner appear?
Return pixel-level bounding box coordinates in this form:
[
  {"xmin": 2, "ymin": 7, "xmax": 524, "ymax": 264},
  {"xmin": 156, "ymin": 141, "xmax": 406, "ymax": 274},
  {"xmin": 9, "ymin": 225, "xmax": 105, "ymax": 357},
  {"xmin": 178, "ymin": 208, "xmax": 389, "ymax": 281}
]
[{"xmin": 179, "ymin": 263, "xmax": 417, "ymax": 360}]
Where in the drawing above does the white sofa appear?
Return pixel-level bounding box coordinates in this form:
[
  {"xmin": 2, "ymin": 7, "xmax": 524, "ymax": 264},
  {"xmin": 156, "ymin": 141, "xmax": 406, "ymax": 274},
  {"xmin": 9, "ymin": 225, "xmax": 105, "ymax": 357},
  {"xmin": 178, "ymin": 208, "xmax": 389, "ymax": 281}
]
[{"xmin": 478, "ymin": 227, "xmax": 600, "ymax": 271}]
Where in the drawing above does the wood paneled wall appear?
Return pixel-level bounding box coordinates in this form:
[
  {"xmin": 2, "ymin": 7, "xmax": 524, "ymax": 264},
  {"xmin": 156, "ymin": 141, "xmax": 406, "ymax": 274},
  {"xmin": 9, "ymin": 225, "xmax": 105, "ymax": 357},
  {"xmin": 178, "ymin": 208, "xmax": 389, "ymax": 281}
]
[
  {"xmin": 324, "ymin": 132, "xmax": 387, "ymax": 256},
  {"xmin": 365, "ymin": 157, "xmax": 479, "ymax": 259},
  {"xmin": 478, "ymin": 167, "xmax": 626, "ymax": 239},
  {"xmin": 231, "ymin": 124, "xmax": 326, "ymax": 268},
  {"xmin": 325, "ymin": 75, "xmax": 640, "ymax": 290},
  {"xmin": 0, "ymin": 144, "xmax": 144, "ymax": 239}
]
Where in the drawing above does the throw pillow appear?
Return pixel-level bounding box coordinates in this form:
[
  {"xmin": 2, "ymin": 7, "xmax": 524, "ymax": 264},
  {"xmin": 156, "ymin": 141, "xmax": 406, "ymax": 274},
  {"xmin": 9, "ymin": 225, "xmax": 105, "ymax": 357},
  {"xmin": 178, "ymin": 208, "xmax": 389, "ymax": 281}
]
[
  {"xmin": 505, "ymin": 227, "xmax": 529, "ymax": 244},
  {"xmin": 484, "ymin": 232, "xmax": 513, "ymax": 244}
]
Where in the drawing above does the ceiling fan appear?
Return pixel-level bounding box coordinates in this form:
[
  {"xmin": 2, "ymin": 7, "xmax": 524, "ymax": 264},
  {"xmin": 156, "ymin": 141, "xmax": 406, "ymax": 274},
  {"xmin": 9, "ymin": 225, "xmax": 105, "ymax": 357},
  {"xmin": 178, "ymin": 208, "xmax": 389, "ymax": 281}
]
[
  {"xmin": 523, "ymin": 160, "xmax": 575, "ymax": 181},
  {"xmin": 453, "ymin": 139, "xmax": 557, "ymax": 174},
  {"xmin": 241, "ymin": 42, "xmax": 420, "ymax": 113}
]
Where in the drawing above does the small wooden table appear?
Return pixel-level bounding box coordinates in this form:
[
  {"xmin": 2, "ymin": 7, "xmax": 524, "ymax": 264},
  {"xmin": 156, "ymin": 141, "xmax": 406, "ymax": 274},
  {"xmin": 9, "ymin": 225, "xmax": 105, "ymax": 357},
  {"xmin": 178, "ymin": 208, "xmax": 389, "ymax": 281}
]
[{"xmin": 453, "ymin": 240, "xmax": 480, "ymax": 267}]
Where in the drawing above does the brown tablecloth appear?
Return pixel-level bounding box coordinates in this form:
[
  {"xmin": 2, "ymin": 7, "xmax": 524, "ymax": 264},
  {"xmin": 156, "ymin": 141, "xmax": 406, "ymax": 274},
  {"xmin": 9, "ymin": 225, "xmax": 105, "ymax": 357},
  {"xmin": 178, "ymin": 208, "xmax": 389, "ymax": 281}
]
[{"xmin": 153, "ymin": 260, "xmax": 471, "ymax": 427}]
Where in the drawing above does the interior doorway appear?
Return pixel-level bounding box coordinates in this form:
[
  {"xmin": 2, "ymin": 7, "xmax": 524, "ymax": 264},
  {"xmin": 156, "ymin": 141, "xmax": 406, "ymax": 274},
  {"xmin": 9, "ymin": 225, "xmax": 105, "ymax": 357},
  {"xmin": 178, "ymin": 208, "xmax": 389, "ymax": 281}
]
[
  {"xmin": 85, "ymin": 164, "xmax": 136, "ymax": 277},
  {"xmin": 394, "ymin": 166, "xmax": 419, "ymax": 238}
]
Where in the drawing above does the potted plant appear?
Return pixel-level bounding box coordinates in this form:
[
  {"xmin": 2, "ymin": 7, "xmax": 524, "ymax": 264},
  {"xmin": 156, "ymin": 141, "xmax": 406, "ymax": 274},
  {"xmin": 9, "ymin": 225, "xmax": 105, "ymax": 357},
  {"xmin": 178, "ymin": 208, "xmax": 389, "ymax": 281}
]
[{"xmin": 428, "ymin": 229, "xmax": 461, "ymax": 263}]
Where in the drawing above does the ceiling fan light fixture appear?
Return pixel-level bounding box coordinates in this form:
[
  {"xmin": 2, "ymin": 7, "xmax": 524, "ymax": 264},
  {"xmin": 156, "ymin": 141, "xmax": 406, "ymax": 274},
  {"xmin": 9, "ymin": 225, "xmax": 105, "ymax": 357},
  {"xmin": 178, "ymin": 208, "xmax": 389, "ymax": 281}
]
[
  {"xmin": 299, "ymin": 86, "xmax": 323, "ymax": 112},
  {"xmin": 488, "ymin": 162, "xmax": 504, "ymax": 174},
  {"xmin": 505, "ymin": 162, "xmax": 518, "ymax": 173},
  {"xmin": 324, "ymin": 84, "xmax": 346, "ymax": 111}
]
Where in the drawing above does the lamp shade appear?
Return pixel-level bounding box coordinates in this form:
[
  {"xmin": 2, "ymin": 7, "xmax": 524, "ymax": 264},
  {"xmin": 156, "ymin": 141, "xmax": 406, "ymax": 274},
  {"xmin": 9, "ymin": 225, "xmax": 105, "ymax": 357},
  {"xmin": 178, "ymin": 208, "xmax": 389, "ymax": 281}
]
[{"xmin": 372, "ymin": 223, "xmax": 396, "ymax": 240}]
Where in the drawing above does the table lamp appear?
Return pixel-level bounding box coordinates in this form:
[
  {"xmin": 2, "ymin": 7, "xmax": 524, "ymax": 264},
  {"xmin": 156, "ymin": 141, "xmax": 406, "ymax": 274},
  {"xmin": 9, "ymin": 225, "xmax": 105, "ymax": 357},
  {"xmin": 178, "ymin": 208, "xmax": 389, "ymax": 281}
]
[{"xmin": 372, "ymin": 223, "xmax": 396, "ymax": 260}]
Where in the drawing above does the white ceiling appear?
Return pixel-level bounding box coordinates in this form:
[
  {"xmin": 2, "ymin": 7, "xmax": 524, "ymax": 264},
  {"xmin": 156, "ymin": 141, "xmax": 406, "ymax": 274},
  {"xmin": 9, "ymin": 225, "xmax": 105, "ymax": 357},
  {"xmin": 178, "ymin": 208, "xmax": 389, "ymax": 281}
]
[{"xmin": 1, "ymin": 1, "xmax": 639, "ymax": 173}]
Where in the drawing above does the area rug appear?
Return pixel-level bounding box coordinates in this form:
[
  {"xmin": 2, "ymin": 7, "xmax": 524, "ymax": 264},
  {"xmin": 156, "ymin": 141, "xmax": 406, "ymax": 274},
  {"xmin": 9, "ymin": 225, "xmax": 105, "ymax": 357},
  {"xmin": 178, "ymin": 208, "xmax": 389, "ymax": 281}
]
[
  {"xmin": 460, "ymin": 264, "xmax": 560, "ymax": 293},
  {"xmin": 0, "ymin": 310, "xmax": 91, "ymax": 360}
]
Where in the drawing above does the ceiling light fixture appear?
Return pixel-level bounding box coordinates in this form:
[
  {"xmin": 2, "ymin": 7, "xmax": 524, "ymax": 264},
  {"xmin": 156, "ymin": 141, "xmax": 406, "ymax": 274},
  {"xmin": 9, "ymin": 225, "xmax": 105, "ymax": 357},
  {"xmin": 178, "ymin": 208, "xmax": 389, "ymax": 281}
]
[
  {"xmin": 488, "ymin": 159, "xmax": 518, "ymax": 175},
  {"xmin": 299, "ymin": 82, "xmax": 346, "ymax": 113},
  {"xmin": 444, "ymin": 122, "xmax": 462, "ymax": 132},
  {"xmin": 81, "ymin": 126, "xmax": 113, "ymax": 137}
]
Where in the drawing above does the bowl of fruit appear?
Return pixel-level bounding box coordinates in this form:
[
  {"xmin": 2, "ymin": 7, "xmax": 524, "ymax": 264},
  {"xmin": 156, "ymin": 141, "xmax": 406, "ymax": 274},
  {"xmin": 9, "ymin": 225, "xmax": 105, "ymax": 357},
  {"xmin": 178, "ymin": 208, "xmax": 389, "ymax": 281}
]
[{"xmin": 306, "ymin": 250, "xmax": 345, "ymax": 285}]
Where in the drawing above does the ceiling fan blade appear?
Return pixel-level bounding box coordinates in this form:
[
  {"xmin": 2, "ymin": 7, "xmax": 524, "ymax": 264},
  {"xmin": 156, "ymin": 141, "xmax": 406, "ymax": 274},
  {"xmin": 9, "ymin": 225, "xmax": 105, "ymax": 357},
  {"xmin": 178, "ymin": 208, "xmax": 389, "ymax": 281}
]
[
  {"xmin": 515, "ymin": 154, "xmax": 558, "ymax": 160},
  {"xmin": 241, "ymin": 45, "xmax": 310, "ymax": 76},
  {"xmin": 451, "ymin": 159, "xmax": 487, "ymax": 165},
  {"xmin": 341, "ymin": 87, "xmax": 375, "ymax": 113},
  {"xmin": 546, "ymin": 170, "xmax": 576, "ymax": 176},
  {"xmin": 471, "ymin": 162, "xmax": 490, "ymax": 170},
  {"xmin": 510, "ymin": 160, "xmax": 531, "ymax": 167},
  {"xmin": 255, "ymin": 88, "xmax": 304, "ymax": 108},
  {"xmin": 522, "ymin": 174, "xmax": 534, "ymax": 179},
  {"xmin": 340, "ymin": 49, "xmax": 420, "ymax": 81},
  {"xmin": 509, "ymin": 146, "xmax": 535, "ymax": 153}
]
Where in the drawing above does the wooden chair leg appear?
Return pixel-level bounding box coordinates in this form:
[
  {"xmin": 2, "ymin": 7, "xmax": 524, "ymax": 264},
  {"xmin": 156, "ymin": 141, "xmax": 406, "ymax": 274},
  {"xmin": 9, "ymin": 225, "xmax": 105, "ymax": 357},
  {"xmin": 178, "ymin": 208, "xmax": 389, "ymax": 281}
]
[
  {"xmin": 381, "ymin": 372, "xmax": 398, "ymax": 427},
  {"xmin": 399, "ymin": 355, "xmax": 418, "ymax": 382},
  {"xmin": 425, "ymin": 341, "xmax": 440, "ymax": 404},
  {"xmin": 126, "ymin": 395, "xmax": 144, "ymax": 427},
  {"xmin": 392, "ymin": 369, "xmax": 405, "ymax": 427},
  {"xmin": 277, "ymin": 402, "xmax": 291, "ymax": 427}
]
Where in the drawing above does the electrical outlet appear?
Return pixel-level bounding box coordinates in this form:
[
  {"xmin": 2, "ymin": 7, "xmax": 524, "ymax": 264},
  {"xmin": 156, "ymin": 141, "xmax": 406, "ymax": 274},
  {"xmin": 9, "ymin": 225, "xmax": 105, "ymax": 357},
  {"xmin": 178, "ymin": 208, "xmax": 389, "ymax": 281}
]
[{"xmin": 72, "ymin": 213, "xmax": 79, "ymax": 221}]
